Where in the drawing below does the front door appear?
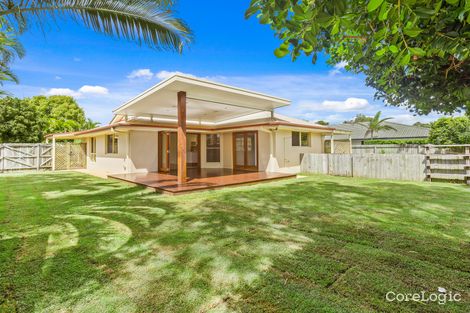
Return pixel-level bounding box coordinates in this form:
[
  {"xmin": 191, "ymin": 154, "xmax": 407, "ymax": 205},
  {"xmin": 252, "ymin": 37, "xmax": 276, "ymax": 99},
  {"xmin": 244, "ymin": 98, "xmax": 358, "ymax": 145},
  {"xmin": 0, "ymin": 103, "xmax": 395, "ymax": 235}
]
[{"xmin": 233, "ymin": 131, "xmax": 258, "ymax": 171}]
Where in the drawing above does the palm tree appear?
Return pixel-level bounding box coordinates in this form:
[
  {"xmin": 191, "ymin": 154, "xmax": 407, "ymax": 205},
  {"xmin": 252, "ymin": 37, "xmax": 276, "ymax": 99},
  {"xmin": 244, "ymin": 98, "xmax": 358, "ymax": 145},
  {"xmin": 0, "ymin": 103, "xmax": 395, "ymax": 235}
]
[
  {"xmin": 0, "ymin": 0, "xmax": 192, "ymax": 87},
  {"xmin": 359, "ymin": 111, "xmax": 397, "ymax": 139},
  {"xmin": 82, "ymin": 118, "xmax": 100, "ymax": 130}
]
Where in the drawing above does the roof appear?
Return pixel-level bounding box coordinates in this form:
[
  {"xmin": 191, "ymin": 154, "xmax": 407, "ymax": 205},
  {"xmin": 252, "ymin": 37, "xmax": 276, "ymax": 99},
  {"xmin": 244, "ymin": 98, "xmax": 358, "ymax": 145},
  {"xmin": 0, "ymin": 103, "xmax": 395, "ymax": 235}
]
[
  {"xmin": 330, "ymin": 122, "xmax": 430, "ymax": 140},
  {"xmin": 111, "ymin": 74, "xmax": 291, "ymax": 124},
  {"xmin": 46, "ymin": 112, "xmax": 337, "ymax": 139}
]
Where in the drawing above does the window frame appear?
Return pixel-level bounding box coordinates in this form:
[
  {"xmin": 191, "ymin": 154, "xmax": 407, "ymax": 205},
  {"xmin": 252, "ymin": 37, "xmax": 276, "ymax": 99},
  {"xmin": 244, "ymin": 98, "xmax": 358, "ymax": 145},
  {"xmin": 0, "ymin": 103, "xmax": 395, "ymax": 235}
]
[
  {"xmin": 106, "ymin": 134, "xmax": 119, "ymax": 154},
  {"xmin": 206, "ymin": 133, "xmax": 221, "ymax": 163},
  {"xmin": 90, "ymin": 137, "xmax": 97, "ymax": 162},
  {"xmin": 292, "ymin": 131, "xmax": 310, "ymax": 147}
]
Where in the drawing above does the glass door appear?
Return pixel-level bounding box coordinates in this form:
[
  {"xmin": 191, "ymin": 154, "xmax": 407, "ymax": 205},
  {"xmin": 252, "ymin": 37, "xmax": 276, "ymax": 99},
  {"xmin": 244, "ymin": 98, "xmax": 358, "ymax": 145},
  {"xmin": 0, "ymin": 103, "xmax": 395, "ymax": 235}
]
[
  {"xmin": 158, "ymin": 131, "xmax": 170, "ymax": 172},
  {"xmin": 159, "ymin": 131, "xmax": 201, "ymax": 173},
  {"xmin": 233, "ymin": 131, "xmax": 258, "ymax": 171}
]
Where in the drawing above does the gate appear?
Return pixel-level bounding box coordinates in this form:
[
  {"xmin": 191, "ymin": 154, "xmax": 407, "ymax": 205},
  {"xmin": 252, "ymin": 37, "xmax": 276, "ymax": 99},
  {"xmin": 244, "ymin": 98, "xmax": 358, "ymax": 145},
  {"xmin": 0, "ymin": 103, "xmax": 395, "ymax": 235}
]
[
  {"xmin": 0, "ymin": 144, "xmax": 52, "ymax": 172},
  {"xmin": 55, "ymin": 142, "xmax": 87, "ymax": 170}
]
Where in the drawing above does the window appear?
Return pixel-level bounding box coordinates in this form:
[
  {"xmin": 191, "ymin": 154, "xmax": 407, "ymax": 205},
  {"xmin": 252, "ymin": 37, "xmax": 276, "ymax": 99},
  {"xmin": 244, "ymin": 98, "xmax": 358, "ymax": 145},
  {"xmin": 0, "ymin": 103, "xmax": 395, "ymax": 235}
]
[
  {"xmin": 206, "ymin": 134, "xmax": 220, "ymax": 162},
  {"xmin": 90, "ymin": 137, "xmax": 97, "ymax": 161},
  {"xmin": 106, "ymin": 134, "xmax": 118, "ymax": 154},
  {"xmin": 292, "ymin": 131, "xmax": 310, "ymax": 147}
]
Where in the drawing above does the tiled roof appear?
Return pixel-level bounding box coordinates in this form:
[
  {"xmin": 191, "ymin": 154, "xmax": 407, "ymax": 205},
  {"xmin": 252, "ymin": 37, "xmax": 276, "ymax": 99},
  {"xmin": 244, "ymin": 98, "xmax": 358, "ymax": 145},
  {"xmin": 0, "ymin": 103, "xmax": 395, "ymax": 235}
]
[{"xmin": 331, "ymin": 122, "xmax": 429, "ymax": 140}]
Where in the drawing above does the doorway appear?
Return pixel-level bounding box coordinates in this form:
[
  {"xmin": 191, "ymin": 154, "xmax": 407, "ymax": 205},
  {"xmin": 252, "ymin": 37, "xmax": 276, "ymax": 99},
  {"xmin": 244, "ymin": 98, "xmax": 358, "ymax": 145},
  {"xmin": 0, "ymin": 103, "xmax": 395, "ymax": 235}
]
[
  {"xmin": 158, "ymin": 131, "xmax": 200, "ymax": 173},
  {"xmin": 233, "ymin": 131, "xmax": 258, "ymax": 171}
]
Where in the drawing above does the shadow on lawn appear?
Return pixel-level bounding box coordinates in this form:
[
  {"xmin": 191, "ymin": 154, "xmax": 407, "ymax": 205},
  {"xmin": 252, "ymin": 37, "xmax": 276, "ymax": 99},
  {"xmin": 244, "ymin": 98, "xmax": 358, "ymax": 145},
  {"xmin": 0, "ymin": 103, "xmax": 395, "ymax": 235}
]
[{"xmin": 1, "ymin": 173, "xmax": 469, "ymax": 312}]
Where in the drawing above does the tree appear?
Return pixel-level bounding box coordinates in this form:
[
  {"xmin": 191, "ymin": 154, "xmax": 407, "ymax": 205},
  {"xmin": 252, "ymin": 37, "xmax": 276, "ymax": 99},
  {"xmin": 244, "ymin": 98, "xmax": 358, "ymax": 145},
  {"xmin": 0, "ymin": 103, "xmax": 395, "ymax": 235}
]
[
  {"xmin": 315, "ymin": 120, "xmax": 329, "ymax": 125},
  {"xmin": 0, "ymin": 97, "xmax": 43, "ymax": 142},
  {"xmin": 0, "ymin": 0, "xmax": 192, "ymax": 88},
  {"xmin": 429, "ymin": 116, "xmax": 470, "ymax": 144},
  {"xmin": 359, "ymin": 111, "xmax": 397, "ymax": 139},
  {"xmin": 246, "ymin": 1, "xmax": 470, "ymax": 115},
  {"xmin": 344, "ymin": 113, "xmax": 373, "ymax": 124},
  {"xmin": 83, "ymin": 118, "xmax": 101, "ymax": 130},
  {"xmin": 29, "ymin": 95, "xmax": 97, "ymax": 134},
  {"xmin": 413, "ymin": 122, "xmax": 431, "ymax": 128}
]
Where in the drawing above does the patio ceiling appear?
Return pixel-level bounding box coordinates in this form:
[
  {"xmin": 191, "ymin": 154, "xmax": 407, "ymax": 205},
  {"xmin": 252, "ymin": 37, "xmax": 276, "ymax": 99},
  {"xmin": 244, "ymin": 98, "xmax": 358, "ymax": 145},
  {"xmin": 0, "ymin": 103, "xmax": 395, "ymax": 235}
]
[{"xmin": 113, "ymin": 75, "xmax": 290, "ymax": 123}]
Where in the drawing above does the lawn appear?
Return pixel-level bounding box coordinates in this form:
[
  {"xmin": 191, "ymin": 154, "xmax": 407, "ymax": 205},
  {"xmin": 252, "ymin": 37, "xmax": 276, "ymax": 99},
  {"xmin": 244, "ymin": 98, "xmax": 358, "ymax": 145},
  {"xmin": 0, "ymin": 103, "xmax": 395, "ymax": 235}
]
[{"xmin": 0, "ymin": 172, "xmax": 469, "ymax": 313}]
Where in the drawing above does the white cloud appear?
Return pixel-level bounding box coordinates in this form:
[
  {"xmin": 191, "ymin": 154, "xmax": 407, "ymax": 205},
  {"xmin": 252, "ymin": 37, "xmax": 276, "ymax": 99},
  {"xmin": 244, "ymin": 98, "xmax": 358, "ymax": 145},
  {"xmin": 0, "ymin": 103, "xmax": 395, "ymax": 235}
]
[
  {"xmin": 45, "ymin": 88, "xmax": 81, "ymax": 98},
  {"xmin": 329, "ymin": 61, "xmax": 348, "ymax": 76},
  {"xmin": 321, "ymin": 97, "xmax": 370, "ymax": 112},
  {"xmin": 78, "ymin": 85, "xmax": 109, "ymax": 95},
  {"xmin": 155, "ymin": 70, "xmax": 195, "ymax": 80},
  {"xmin": 389, "ymin": 114, "xmax": 437, "ymax": 125},
  {"xmin": 127, "ymin": 68, "xmax": 154, "ymax": 80},
  {"xmin": 54, "ymin": 76, "xmax": 62, "ymax": 80},
  {"xmin": 44, "ymin": 85, "xmax": 108, "ymax": 99}
]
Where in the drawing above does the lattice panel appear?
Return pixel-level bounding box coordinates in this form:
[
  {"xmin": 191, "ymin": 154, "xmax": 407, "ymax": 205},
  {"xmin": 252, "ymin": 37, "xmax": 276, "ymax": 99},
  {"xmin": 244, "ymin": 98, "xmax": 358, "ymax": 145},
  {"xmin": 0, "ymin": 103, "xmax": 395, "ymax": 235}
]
[{"xmin": 55, "ymin": 143, "xmax": 87, "ymax": 170}]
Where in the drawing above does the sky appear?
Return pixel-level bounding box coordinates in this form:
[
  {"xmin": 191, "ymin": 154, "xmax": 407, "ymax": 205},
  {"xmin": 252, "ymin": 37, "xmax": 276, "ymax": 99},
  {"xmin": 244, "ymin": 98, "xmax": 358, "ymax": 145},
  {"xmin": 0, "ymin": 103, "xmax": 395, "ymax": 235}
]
[{"xmin": 4, "ymin": 1, "xmax": 443, "ymax": 126}]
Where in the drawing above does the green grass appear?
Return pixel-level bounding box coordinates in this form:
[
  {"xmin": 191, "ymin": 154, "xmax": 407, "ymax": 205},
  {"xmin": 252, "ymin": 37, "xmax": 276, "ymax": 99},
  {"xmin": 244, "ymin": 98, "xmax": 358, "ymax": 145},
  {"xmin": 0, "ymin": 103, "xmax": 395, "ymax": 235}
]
[{"xmin": 0, "ymin": 172, "xmax": 469, "ymax": 313}]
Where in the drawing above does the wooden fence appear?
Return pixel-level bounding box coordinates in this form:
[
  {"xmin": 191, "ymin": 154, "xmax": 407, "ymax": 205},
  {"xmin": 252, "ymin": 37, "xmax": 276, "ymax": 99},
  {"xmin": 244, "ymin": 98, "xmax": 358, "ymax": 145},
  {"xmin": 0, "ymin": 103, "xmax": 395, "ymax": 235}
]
[
  {"xmin": 352, "ymin": 144, "xmax": 426, "ymax": 154},
  {"xmin": 301, "ymin": 154, "xmax": 427, "ymax": 182},
  {"xmin": 349, "ymin": 144, "xmax": 470, "ymax": 184},
  {"xmin": 0, "ymin": 143, "xmax": 52, "ymax": 172},
  {"xmin": 0, "ymin": 142, "xmax": 86, "ymax": 172}
]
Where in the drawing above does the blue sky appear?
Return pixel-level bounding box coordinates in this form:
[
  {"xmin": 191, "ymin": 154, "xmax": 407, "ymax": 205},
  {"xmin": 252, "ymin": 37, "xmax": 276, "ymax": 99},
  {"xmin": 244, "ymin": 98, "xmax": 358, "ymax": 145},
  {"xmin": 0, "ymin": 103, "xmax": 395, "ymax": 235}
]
[{"xmin": 4, "ymin": 1, "xmax": 441, "ymax": 125}]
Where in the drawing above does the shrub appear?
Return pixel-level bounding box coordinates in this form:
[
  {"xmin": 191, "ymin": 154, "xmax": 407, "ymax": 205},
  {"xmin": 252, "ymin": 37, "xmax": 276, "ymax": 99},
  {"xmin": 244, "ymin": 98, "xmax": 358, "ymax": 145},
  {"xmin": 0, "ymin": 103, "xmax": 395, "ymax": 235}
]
[{"xmin": 364, "ymin": 139, "xmax": 429, "ymax": 145}]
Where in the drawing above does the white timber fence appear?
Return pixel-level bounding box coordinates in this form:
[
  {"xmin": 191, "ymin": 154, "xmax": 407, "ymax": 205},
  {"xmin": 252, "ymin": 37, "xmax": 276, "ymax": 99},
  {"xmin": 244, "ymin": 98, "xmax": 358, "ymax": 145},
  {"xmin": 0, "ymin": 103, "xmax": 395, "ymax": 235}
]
[
  {"xmin": 0, "ymin": 143, "xmax": 52, "ymax": 172},
  {"xmin": 301, "ymin": 144, "xmax": 470, "ymax": 185},
  {"xmin": 0, "ymin": 142, "xmax": 86, "ymax": 172}
]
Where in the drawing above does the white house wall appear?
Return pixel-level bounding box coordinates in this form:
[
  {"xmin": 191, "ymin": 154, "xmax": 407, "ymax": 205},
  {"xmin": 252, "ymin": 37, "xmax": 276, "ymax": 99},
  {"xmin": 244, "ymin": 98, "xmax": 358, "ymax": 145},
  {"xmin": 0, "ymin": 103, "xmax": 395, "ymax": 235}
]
[
  {"xmin": 86, "ymin": 133, "xmax": 130, "ymax": 174},
  {"xmin": 85, "ymin": 128, "xmax": 325, "ymax": 175},
  {"xmin": 271, "ymin": 129, "xmax": 323, "ymax": 173},
  {"xmin": 129, "ymin": 131, "xmax": 158, "ymax": 173}
]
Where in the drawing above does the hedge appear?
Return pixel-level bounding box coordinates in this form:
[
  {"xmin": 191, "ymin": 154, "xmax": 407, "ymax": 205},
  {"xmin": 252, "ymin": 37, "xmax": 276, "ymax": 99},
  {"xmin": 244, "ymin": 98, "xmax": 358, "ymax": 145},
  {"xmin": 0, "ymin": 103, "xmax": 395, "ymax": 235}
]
[{"xmin": 363, "ymin": 139, "xmax": 429, "ymax": 145}]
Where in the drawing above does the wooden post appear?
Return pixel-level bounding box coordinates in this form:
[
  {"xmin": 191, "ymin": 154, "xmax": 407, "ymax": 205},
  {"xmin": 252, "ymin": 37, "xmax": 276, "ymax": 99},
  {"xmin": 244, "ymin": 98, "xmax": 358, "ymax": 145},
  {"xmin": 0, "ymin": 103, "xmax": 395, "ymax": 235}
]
[
  {"xmin": 466, "ymin": 146, "xmax": 470, "ymax": 186},
  {"xmin": 425, "ymin": 144, "xmax": 431, "ymax": 181},
  {"xmin": 36, "ymin": 143, "xmax": 40, "ymax": 170},
  {"xmin": 348, "ymin": 134, "xmax": 353, "ymax": 154},
  {"xmin": 177, "ymin": 91, "xmax": 187, "ymax": 184},
  {"xmin": 0, "ymin": 144, "xmax": 3, "ymax": 173},
  {"xmin": 52, "ymin": 137, "xmax": 56, "ymax": 171},
  {"xmin": 330, "ymin": 132, "xmax": 335, "ymax": 154}
]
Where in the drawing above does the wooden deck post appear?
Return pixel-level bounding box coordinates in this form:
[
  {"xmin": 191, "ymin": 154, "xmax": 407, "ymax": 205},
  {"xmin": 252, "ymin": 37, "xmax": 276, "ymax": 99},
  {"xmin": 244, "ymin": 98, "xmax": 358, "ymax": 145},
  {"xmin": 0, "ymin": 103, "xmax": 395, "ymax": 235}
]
[{"xmin": 177, "ymin": 91, "xmax": 187, "ymax": 184}]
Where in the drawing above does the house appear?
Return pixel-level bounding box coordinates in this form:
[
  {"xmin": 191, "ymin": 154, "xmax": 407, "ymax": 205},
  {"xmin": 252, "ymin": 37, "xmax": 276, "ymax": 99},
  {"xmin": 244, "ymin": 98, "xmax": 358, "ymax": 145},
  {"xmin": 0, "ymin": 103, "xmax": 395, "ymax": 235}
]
[
  {"xmin": 47, "ymin": 75, "xmax": 347, "ymax": 192},
  {"xmin": 325, "ymin": 121, "xmax": 429, "ymax": 147}
]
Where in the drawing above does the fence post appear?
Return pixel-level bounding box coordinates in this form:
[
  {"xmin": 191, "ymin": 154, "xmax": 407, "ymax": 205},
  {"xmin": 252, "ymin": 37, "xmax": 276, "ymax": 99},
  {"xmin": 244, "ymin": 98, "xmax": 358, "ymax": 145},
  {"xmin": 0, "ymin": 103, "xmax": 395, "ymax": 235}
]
[
  {"xmin": 52, "ymin": 137, "xmax": 56, "ymax": 171},
  {"xmin": 36, "ymin": 143, "xmax": 40, "ymax": 170},
  {"xmin": 466, "ymin": 146, "xmax": 470, "ymax": 186},
  {"xmin": 425, "ymin": 145, "xmax": 431, "ymax": 182},
  {"xmin": 0, "ymin": 144, "xmax": 3, "ymax": 173}
]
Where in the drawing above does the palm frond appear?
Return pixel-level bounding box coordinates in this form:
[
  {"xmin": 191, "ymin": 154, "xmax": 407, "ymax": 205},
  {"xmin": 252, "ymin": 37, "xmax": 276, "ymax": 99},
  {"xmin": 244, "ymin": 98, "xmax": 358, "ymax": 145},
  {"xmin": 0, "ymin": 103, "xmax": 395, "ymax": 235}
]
[{"xmin": 0, "ymin": 0, "xmax": 192, "ymax": 52}]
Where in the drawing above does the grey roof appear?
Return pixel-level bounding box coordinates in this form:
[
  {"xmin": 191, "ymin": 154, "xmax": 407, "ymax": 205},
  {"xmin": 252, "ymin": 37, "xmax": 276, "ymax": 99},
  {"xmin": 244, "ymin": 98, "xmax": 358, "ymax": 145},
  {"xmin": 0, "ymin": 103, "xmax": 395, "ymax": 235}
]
[{"xmin": 330, "ymin": 122, "xmax": 429, "ymax": 140}]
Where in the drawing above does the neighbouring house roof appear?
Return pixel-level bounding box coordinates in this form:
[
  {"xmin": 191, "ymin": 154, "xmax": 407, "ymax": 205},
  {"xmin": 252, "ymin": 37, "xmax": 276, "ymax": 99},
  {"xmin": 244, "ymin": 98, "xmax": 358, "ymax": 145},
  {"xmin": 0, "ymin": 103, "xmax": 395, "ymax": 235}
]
[{"xmin": 327, "ymin": 122, "xmax": 430, "ymax": 141}]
